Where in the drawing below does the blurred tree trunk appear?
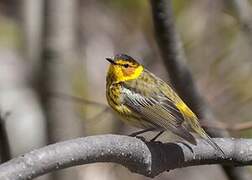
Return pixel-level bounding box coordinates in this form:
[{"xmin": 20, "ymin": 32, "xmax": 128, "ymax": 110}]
[
  {"xmin": 0, "ymin": 0, "xmax": 47, "ymax": 159},
  {"xmin": 20, "ymin": 1, "xmax": 51, "ymax": 180},
  {"xmin": 0, "ymin": 3, "xmax": 51, "ymax": 180},
  {"xmin": 40, "ymin": 0, "xmax": 84, "ymax": 180},
  {"xmin": 22, "ymin": 0, "xmax": 43, "ymax": 75}
]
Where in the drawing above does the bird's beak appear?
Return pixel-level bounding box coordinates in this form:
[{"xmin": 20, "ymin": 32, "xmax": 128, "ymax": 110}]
[{"xmin": 106, "ymin": 57, "xmax": 116, "ymax": 65}]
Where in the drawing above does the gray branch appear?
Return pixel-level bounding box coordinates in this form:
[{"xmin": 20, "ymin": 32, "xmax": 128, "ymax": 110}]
[
  {"xmin": 0, "ymin": 135, "xmax": 252, "ymax": 180},
  {"xmin": 150, "ymin": 0, "xmax": 205, "ymax": 117},
  {"xmin": 229, "ymin": 0, "xmax": 252, "ymax": 45},
  {"xmin": 150, "ymin": 1, "xmax": 251, "ymax": 179}
]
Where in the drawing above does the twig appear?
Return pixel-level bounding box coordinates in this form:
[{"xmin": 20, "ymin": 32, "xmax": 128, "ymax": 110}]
[
  {"xmin": 49, "ymin": 93, "xmax": 252, "ymax": 131},
  {"xmin": 202, "ymin": 120, "xmax": 252, "ymax": 131},
  {"xmin": 49, "ymin": 92, "xmax": 108, "ymax": 108},
  {"xmin": 60, "ymin": 91, "xmax": 252, "ymax": 130},
  {"xmin": 230, "ymin": 121, "xmax": 252, "ymax": 131},
  {"xmin": 0, "ymin": 135, "xmax": 252, "ymax": 180}
]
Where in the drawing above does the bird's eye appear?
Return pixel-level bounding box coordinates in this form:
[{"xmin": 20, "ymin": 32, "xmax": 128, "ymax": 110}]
[{"xmin": 123, "ymin": 64, "xmax": 129, "ymax": 68}]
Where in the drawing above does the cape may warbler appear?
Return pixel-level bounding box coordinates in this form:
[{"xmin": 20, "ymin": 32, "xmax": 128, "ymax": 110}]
[{"xmin": 106, "ymin": 54, "xmax": 224, "ymax": 155}]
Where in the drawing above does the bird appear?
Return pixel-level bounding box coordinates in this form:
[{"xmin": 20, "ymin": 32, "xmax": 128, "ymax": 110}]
[{"xmin": 105, "ymin": 53, "xmax": 224, "ymax": 156}]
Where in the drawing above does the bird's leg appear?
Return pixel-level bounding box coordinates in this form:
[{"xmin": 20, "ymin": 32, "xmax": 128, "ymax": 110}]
[
  {"xmin": 150, "ymin": 131, "xmax": 164, "ymax": 142},
  {"xmin": 129, "ymin": 128, "xmax": 155, "ymax": 137}
]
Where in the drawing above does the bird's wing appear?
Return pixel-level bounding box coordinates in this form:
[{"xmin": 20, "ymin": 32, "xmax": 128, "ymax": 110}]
[{"xmin": 121, "ymin": 87, "xmax": 196, "ymax": 145}]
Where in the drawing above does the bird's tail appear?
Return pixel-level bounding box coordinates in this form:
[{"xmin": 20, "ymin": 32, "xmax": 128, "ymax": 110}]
[
  {"xmin": 189, "ymin": 117, "xmax": 225, "ymax": 157},
  {"xmin": 200, "ymin": 130, "xmax": 225, "ymax": 157},
  {"xmin": 176, "ymin": 102, "xmax": 224, "ymax": 157}
]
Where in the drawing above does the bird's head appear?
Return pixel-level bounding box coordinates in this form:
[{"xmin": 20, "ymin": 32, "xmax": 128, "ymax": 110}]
[{"xmin": 106, "ymin": 54, "xmax": 143, "ymax": 83}]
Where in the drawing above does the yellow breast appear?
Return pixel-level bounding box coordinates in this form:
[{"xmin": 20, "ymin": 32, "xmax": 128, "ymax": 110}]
[{"xmin": 106, "ymin": 82, "xmax": 150, "ymax": 128}]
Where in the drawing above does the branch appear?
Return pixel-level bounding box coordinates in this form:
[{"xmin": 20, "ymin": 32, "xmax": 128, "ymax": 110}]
[
  {"xmin": 228, "ymin": 0, "xmax": 252, "ymax": 45},
  {"xmin": 150, "ymin": 0, "xmax": 204, "ymax": 117},
  {"xmin": 0, "ymin": 135, "xmax": 252, "ymax": 179},
  {"xmin": 150, "ymin": 0, "xmax": 227, "ymax": 135},
  {"xmin": 150, "ymin": 1, "xmax": 251, "ymax": 180}
]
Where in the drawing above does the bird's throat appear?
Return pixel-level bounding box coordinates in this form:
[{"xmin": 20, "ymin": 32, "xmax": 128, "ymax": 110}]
[
  {"xmin": 119, "ymin": 65, "xmax": 143, "ymax": 82},
  {"xmin": 108, "ymin": 65, "xmax": 144, "ymax": 83}
]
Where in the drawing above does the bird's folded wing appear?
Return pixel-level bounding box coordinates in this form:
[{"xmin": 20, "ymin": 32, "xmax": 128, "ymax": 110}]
[{"xmin": 121, "ymin": 87, "xmax": 196, "ymax": 144}]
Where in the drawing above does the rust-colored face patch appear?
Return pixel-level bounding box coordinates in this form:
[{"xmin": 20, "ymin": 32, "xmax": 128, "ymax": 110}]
[
  {"xmin": 122, "ymin": 66, "xmax": 136, "ymax": 76},
  {"xmin": 122, "ymin": 67, "xmax": 136, "ymax": 76}
]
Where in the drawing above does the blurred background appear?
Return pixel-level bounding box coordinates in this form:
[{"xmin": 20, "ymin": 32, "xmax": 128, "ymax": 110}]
[{"xmin": 0, "ymin": 0, "xmax": 252, "ymax": 180}]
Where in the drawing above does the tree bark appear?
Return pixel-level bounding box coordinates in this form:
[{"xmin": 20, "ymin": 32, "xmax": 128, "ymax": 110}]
[{"xmin": 0, "ymin": 135, "xmax": 252, "ymax": 180}]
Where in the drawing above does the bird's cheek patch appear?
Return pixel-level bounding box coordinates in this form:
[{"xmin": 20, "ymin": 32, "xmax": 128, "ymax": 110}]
[{"xmin": 122, "ymin": 67, "xmax": 135, "ymax": 76}]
